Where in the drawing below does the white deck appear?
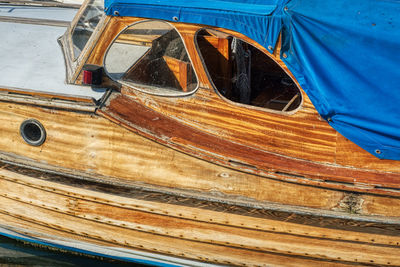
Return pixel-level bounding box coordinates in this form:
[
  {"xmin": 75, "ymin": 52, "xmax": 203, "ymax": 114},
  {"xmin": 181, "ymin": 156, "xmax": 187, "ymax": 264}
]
[
  {"xmin": 0, "ymin": 6, "xmax": 106, "ymax": 100},
  {"xmin": 0, "ymin": 5, "xmax": 77, "ymax": 21}
]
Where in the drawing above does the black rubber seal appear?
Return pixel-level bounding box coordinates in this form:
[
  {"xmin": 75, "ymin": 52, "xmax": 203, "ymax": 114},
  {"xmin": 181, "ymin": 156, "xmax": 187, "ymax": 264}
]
[{"xmin": 20, "ymin": 119, "xmax": 46, "ymax": 146}]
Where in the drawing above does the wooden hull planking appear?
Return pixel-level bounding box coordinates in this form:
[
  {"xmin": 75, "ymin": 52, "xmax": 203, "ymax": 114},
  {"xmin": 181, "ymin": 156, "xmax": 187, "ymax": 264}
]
[
  {"xmin": 0, "ymin": 10, "xmax": 399, "ymax": 266},
  {"xmin": 0, "ymin": 94, "xmax": 399, "ymax": 265},
  {"xmin": 0, "ymin": 163, "xmax": 400, "ymax": 266}
]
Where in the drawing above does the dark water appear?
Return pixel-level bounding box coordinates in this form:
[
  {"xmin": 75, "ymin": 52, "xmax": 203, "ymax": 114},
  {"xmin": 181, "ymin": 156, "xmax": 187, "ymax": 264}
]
[{"xmin": 0, "ymin": 235, "xmax": 147, "ymax": 266}]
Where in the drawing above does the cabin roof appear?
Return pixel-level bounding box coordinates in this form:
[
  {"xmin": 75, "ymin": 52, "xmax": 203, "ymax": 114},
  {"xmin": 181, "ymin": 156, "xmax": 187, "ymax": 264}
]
[{"xmin": 103, "ymin": 0, "xmax": 400, "ymax": 160}]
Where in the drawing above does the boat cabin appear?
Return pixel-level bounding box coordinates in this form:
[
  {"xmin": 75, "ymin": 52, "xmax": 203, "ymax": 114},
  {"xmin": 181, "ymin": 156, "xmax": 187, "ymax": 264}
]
[
  {"xmin": 54, "ymin": 0, "xmax": 400, "ymax": 183},
  {"xmin": 0, "ymin": 0, "xmax": 400, "ymax": 265},
  {"xmin": 62, "ymin": 0, "xmax": 302, "ymax": 112}
]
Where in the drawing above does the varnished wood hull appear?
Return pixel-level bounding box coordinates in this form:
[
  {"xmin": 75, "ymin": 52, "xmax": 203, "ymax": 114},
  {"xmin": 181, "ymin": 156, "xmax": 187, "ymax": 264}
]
[
  {"xmin": 1, "ymin": 162, "xmax": 400, "ymax": 266},
  {"xmin": 2, "ymin": 2, "xmax": 399, "ymax": 264},
  {"xmin": 0, "ymin": 96, "xmax": 400, "ymax": 266}
]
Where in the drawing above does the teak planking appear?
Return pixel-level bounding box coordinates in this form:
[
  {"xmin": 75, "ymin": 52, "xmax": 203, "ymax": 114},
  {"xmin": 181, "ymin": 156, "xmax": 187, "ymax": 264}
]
[
  {"xmin": 0, "ymin": 100, "xmax": 345, "ymax": 211},
  {"xmin": 0, "ymin": 166, "xmax": 400, "ymax": 266},
  {"xmin": 2, "ymin": 99, "xmax": 400, "ymax": 218}
]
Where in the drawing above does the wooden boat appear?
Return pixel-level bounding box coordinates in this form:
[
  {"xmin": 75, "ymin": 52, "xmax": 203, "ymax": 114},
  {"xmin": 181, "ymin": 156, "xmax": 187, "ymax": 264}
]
[{"xmin": 1, "ymin": 0, "xmax": 400, "ymax": 265}]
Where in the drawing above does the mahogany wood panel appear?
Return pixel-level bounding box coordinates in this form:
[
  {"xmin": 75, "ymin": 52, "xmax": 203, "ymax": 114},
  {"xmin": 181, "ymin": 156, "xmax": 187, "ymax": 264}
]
[
  {"xmin": 336, "ymin": 133, "xmax": 400, "ymax": 172},
  {"xmin": 84, "ymin": 17, "xmax": 400, "ymax": 175},
  {"xmin": 0, "ymin": 100, "xmax": 349, "ymax": 211},
  {"xmin": 4, "ymin": 98, "xmax": 400, "ymax": 218},
  {"xmin": 163, "ymin": 56, "xmax": 190, "ymax": 91},
  {"xmin": 102, "ymin": 93, "xmax": 400, "ymax": 196},
  {"xmin": 91, "ymin": 18, "xmax": 338, "ymax": 162}
]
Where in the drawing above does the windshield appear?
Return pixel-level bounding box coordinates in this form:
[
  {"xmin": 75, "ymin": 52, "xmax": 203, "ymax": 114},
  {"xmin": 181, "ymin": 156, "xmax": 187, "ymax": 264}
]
[{"xmin": 71, "ymin": 0, "xmax": 103, "ymax": 60}]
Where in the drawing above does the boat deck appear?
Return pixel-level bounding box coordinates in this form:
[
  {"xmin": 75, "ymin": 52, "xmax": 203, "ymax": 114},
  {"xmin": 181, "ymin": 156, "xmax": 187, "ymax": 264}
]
[{"xmin": 0, "ymin": 5, "xmax": 106, "ymax": 100}]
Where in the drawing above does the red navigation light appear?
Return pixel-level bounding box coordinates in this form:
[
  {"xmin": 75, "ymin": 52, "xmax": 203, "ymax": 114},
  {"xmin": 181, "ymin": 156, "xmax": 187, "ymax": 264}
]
[{"xmin": 82, "ymin": 65, "xmax": 103, "ymax": 85}]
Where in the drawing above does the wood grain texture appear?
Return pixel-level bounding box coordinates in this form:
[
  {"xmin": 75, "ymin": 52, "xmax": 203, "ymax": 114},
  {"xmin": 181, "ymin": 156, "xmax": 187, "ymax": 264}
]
[
  {"xmin": 102, "ymin": 93, "xmax": 400, "ymax": 196},
  {"xmin": 0, "ymin": 86, "xmax": 94, "ymax": 103},
  {"xmin": 0, "ymin": 94, "xmax": 399, "ymax": 266},
  {"xmin": 0, "ymin": 14, "xmax": 399, "ymax": 265},
  {"xmin": 0, "ymin": 166, "xmax": 400, "ymax": 266},
  {"xmin": 0, "ymin": 100, "xmax": 347, "ymax": 211},
  {"xmin": 2, "ymin": 98, "xmax": 400, "ymax": 218},
  {"xmin": 336, "ymin": 133, "xmax": 400, "ymax": 172},
  {"xmin": 3, "ymin": 161, "xmax": 400, "ymax": 237},
  {"xmin": 162, "ymin": 56, "xmax": 190, "ymax": 91},
  {"xmin": 79, "ymin": 17, "xmax": 400, "ymax": 190}
]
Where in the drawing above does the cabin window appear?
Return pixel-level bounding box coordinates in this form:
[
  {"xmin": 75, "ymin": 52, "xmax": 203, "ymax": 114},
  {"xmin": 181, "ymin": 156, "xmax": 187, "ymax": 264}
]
[
  {"xmin": 71, "ymin": 0, "xmax": 103, "ymax": 60},
  {"xmin": 196, "ymin": 29, "xmax": 302, "ymax": 112},
  {"xmin": 104, "ymin": 21, "xmax": 198, "ymax": 96}
]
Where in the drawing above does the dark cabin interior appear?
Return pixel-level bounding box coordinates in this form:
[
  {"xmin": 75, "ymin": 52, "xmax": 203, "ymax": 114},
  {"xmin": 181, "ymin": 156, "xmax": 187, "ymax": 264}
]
[{"xmin": 196, "ymin": 29, "xmax": 301, "ymax": 112}]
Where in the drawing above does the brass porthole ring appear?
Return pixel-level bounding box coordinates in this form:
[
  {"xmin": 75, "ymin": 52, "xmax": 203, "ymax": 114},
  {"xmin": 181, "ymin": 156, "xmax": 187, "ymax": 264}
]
[{"xmin": 20, "ymin": 119, "xmax": 46, "ymax": 146}]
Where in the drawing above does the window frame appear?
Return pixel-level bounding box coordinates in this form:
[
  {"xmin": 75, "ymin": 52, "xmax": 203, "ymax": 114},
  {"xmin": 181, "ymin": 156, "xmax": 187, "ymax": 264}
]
[
  {"xmin": 194, "ymin": 28, "xmax": 303, "ymax": 115},
  {"xmin": 68, "ymin": 0, "xmax": 106, "ymax": 63},
  {"xmin": 103, "ymin": 19, "xmax": 199, "ymax": 97}
]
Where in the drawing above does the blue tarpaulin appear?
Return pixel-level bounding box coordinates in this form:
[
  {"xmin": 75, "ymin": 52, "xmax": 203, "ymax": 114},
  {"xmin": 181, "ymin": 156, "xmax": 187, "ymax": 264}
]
[{"xmin": 105, "ymin": 0, "xmax": 400, "ymax": 160}]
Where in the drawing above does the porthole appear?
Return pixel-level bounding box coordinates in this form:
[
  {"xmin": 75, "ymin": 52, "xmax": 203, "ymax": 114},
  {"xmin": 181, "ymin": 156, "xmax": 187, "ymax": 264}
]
[{"xmin": 20, "ymin": 119, "xmax": 46, "ymax": 146}]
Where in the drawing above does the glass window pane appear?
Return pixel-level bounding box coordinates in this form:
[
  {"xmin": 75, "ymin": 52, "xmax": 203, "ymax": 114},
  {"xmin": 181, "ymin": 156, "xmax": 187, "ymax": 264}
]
[
  {"xmin": 104, "ymin": 21, "xmax": 198, "ymax": 96},
  {"xmin": 71, "ymin": 0, "xmax": 104, "ymax": 60}
]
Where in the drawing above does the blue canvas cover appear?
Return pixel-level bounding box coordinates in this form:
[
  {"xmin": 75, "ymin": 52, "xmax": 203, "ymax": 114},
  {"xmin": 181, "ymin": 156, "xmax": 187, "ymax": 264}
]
[{"xmin": 105, "ymin": 0, "xmax": 400, "ymax": 160}]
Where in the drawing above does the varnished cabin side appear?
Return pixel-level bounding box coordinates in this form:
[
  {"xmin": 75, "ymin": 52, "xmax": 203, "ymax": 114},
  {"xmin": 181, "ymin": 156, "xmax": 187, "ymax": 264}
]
[{"xmin": 80, "ymin": 17, "xmax": 400, "ymax": 192}]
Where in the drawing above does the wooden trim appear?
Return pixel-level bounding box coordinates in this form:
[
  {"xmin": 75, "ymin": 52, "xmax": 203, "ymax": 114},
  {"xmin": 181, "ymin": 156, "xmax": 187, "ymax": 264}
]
[
  {"xmin": 0, "ymin": 86, "xmax": 95, "ymax": 103},
  {"xmin": 0, "ymin": 87, "xmax": 98, "ymax": 123},
  {"xmin": 162, "ymin": 56, "xmax": 190, "ymax": 92}
]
